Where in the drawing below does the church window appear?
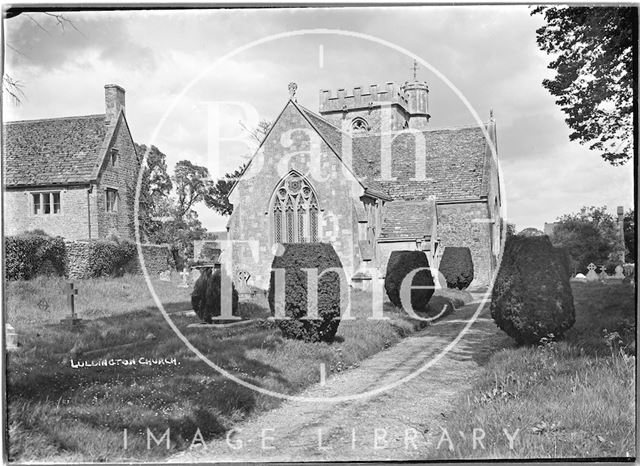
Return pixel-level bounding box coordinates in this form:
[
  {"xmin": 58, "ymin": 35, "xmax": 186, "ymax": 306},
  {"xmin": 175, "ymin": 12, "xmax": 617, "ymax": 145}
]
[
  {"xmin": 351, "ymin": 117, "xmax": 370, "ymax": 133},
  {"xmin": 310, "ymin": 205, "xmax": 319, "ymax": 242},
  {"xmin": 272, "ymin": 173, "xmax": 319, "ymax": 244}
]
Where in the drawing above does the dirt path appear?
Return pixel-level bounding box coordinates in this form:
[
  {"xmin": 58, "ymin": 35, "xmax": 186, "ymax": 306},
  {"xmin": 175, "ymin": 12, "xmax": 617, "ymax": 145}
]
[{"xmin": 171, "ymin": 297, "xmax": 511, "ymax": 462}]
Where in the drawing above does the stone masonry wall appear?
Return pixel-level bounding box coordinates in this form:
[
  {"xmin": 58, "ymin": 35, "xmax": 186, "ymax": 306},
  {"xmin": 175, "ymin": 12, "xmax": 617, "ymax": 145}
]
[
  {"xmin": 65, "ymin": 240, "xmax": 174, "ymax": 279},
  {"xmin": 95, "ymin": 117, "xmax": 139, "ymax": 240},
  {"xmin": 228, "ymin": 101, "xmax": 365, "ymax": 290},
  {"xmin": 321, "ymin": 105, "xmax": 410, "ymax": 134},
  {"xmin": 436, "ymin": 201, "xmax": 493, "ymax": 287},
  {"xmin": 4, "ymin": 186, "xmax": 91, "ymax": 239}
]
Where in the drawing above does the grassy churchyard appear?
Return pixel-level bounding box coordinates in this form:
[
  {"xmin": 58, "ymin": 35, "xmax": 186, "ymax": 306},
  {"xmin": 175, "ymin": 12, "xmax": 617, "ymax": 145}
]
[
  {"xmin": 434, "ymin": 281, "xmax": 636, "ymax": 459},
  {"xmin": 5, "ymin": 274, "xmax": 458, "ymax": 462},
  {"xmin": 4, "ymin": 276, "xmax": 635, "ymax": 461}
]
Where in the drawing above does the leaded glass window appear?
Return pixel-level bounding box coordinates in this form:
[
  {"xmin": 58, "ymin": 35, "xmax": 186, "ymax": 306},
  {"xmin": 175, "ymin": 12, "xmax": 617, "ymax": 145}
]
[{"xmin": 272, "ymin": 173, "xmax": 319, "ymax": 244}]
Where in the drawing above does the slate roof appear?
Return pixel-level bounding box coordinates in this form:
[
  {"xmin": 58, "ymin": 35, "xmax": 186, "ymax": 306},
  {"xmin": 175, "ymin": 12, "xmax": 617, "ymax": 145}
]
[
  {"xmin": 298, "ymin": 104, "xmax": 491, "ymax": 202},
  {"xmin": 298, "ymin": 104, "xmax": 390, "ymax": 198},
  {"xmin": 299, "ymin": 105, "xmax": 343, "ymax": 156},
  {"xmin": 4, "ymin": 114, "xmax": 108, "ymax": 187},
  {"xmin": 352, "ymin": 126, "xmax": 491, "ymax": 201},
  {"xmin": 380, "ymin": 199, "xmax": 437, "ymax": 240}
]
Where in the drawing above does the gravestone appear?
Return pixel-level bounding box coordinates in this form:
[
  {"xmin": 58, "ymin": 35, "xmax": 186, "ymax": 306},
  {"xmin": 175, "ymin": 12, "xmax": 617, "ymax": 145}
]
[
  {"xmin": 159, "ymin": 270, "xmax": 171, "ymax": 282},
  {"xmin": 614, "ymin": 265, "xmax": 625, "ymax": 279},
  {"xmin": 236, "ymin": 270, "xmax": 252, "ymax": 296},
  {"xmin": 585, "ymin": 263, "xmax": 599, "ymax": 282},
  {"xmin": 599, "ymin": 265, "xmax": 609, "ymax": 281},
  {"xmin": 178, "ymin": 268, "xmax": 190, "ymax": 288},
  {"xmin": 5, "ymin": 324, "xmax": 18, "ymax": 351},
  {"xmin": 61, "ymin": 282, "xmax": 82, "ymax": 326},
  {"xmin": 574, "ymin": 273, "xmax": 587, "ymax": 282}
]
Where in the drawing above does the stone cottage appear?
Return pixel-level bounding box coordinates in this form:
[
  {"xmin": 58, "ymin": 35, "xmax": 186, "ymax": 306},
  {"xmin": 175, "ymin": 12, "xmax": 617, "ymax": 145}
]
[
  {"xmin": 4, "ymin": 84, "xmax": 139, "ymax": 240},
  {"xmin": 227, "ymin": 78, "xmax": 503, "ymax": 290}
]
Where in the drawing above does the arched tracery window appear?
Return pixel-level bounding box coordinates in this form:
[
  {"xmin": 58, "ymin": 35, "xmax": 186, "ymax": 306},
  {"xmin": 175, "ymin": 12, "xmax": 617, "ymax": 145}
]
[
  {"xmin": 351, "ymin": 117, "xmax": 370, "ymax": 133},
  {"xmin": 272, "ymin": 173, "xmax": 319, "ymax": 244}
]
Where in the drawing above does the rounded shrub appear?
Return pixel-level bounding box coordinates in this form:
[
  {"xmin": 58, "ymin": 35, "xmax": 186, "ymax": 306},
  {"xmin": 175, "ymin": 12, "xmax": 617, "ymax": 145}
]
[
  {"xmin": 490, "ymin": 235, "xmax": 575, "ymax": 345},
  {"xmin": 438, "ymin": 247, "xmax": 474, "ymax": 290},
  {"xmin": 425, "ymin": 295, "xmax": 455, "ymax": 319},
  {"xmin": 191, "ymin": 267, "xmax": 239, "ymax": 323},
  {"xmin": 5, "ymin": 232, "xmax": 66, "ymax": 280},
  {"xmin": 518, "ymin": 228, "xmax": 545, "ymax": 237},
  {"xmin": 384, "ymin": 251, "xmax": 434, "ymax": 313},
  {"xmin": 267, "ymin": 243, "xmax": 345, "ymax": 342}
]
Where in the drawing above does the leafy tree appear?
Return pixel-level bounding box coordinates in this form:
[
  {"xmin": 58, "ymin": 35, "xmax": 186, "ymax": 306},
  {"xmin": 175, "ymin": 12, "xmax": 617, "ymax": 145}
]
[
  {"xmin": 173, "ymin": 160, "xmax": 210, "ymax": 220},
  {"xmin": 205, "ymin": 120, "xmax": 272, "ymax": 216},
  {"xmin": 133, "ymin": 148, "xmax": 214, "ymax": 263},
  {"xmin": 205, "ymin": 163, "xmax": 246, "ymax": 216},
  {"xmin": 135, "ymin": 143, "xmax": 173, "ymax": 241},
  {"xmin": 532, "ymin": 7, "xmax": 635, "ymax": 164},
  {"xmin": 549, "ymin": 206, "xmax": 622, "ymax": 272},
  {"xmin": 623, "ymin": 208, "xmax": 635, "ymax": 262}
]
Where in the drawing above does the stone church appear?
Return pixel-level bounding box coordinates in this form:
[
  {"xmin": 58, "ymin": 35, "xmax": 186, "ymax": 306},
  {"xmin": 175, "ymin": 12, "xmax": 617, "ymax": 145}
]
[{"xmin": 227, "ymin": 78, "xmax": 502, "ymax": 290}]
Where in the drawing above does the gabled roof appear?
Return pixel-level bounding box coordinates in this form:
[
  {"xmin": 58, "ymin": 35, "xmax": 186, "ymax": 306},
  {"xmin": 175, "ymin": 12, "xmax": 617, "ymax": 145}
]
[
  {"xmin": 4, "ymin": 114, "xmax": 108, "ymax": 187},
  {"xmin": 296, "ymin": 103, "xmax": 391, "ymax": 200},
  {"xmin": 380, "ymin": 199, "xmax": 437, "ymax": 240},
  {"xmin": 352, "ymin": 125, "xmax": 492, "ymax": 201}
]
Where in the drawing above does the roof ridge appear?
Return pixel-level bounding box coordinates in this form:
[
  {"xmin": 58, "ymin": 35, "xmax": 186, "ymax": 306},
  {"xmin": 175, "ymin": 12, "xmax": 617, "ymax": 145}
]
[
  {"xmin": 297, "ymin": 104, "xmax": 344, "ymax": 132},
  {"xmin": 5, "ymin": 114, "xmax": 105, "ymax": 125},
  {"xmin": 352, "ymin": 123, "xmax": 489, "ymax": 138}
]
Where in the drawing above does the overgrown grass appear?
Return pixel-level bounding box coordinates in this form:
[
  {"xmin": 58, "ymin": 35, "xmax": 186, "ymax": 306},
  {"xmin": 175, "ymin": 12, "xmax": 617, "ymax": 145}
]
[
  {"xmin": 432, "ymin": 282, "xmax": 636, "ymax": 460},
  {"xmin": 6, "ymin": 278, "xmax": 436, "ymax": 462},
  {"xmin": 5, "ymin": 274, "xmax": 192, "ymax": 325}
]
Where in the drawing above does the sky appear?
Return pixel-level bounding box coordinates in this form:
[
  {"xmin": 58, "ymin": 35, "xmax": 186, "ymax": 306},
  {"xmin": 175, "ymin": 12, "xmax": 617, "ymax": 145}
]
[{"xmin": 3, "ymin": 6, "xmax": 635, "ymax": 232}]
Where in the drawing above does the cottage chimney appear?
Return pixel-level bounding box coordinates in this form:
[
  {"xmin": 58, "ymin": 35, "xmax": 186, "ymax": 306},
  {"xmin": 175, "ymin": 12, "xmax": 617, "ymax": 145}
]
[{"xmin": 104, "ymin": 84, "xmax": 125, "ymax": 125}]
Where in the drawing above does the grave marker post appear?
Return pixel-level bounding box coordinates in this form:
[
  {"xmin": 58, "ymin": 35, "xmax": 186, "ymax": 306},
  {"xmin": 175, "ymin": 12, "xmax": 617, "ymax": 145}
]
[{"xmin": 61, "ymin": 282, "xmax": 82, "ymax": 326}]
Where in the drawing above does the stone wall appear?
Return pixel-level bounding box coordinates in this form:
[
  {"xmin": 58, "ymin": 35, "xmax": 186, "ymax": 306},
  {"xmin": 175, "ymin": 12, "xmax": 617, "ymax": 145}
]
[
  {"xmin": 131, "ymin": 244, "xmax": 176, "ymax": 276},
  {"xmin": 95, "ymin": 116, "xmax": 140, "ymax": 240},
  {"xmin": 4, "ymin": 186, "xmax": 92, "ymax": 239},
  {"xmin": 65, "ymin": 240, "xmax": 174, "ymax": 279},
  {"xmin": 228, "ymin": 101, "xmax": 366, "ymax": 290}
]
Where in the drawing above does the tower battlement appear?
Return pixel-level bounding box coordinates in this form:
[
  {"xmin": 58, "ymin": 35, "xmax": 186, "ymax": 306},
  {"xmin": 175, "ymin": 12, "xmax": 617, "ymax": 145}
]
[{"xmin": 319, "ymin": 82, "xmax": 410, "ymax": 113}]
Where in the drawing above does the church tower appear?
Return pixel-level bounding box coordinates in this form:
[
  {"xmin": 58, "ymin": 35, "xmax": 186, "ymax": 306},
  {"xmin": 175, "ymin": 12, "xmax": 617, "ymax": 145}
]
[
  {"xmin": 402, "ymin": 81, "xmax": 430, "ymax": 130},
  {"xmin": 402, "ymin": 60, "xmax": 430, "ymax": 130},
  {"xmin": 318, "ymin": 62, "xmax": 431, "ymax": 134}
]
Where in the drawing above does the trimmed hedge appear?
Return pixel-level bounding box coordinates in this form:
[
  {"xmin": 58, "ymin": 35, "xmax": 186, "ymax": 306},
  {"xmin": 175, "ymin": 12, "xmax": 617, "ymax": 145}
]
[
  {"xmin": 268, "ymin": 243, "xmax": 345, "ymax": 342},
  {"xmin": 384, "ymin": 251, "xmax": 434, "ymax": 312},
  {"xmin": 491, "ymin": 235, "xmax": 575, "ymax": 345},
  {"xmin": 191, "ymin": 267, "xmax": 239, "ymax": 323},
  {"xmin": 438, "ymin": 247, "xmax": 474, "ymax": 290},
  {"xmin": 5, "ymin": 232, "xmax": 66, "ymax": 280}
]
